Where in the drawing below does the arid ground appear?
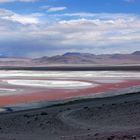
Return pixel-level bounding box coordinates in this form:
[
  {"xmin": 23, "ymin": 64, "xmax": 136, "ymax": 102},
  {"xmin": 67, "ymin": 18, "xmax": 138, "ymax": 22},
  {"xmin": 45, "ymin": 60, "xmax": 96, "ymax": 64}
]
[
  {"xmin": 0, "ymin": 93, "xmax": 140, "ymax": 140},
  {"xmin": 0, "ymin": 70, "xmax": 140, "ymax": 140}
]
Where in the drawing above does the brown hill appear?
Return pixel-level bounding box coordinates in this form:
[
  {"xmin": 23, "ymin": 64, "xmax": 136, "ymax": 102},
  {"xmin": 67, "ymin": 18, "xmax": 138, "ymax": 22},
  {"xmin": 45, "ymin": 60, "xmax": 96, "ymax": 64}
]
[
  {"xmin": 0, "ymin": 51, "xmax": 140, "ymax": 67},
  {"xmin": 32, "ymin": 52, "xmax": 140, "ymax": 65}
]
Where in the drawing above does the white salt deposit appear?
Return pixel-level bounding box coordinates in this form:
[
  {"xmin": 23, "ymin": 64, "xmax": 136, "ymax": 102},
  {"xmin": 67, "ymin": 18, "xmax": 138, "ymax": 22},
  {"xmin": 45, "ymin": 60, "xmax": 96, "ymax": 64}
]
[
  {"xmin": 0, "ymin": 88, "xmax": 17, "ymax": 96},
  {"xmin": 0, "ymin": 108, "xmax": 6, "ymax": 112},
  {"xmin": 5, "ymin": 80, "xmax": 94, "ymax": 89},
  {"xmin": 0, "ymin": 71, "xmax": 139, "ymax": 79},
  {"xmin": 0, "ymin": 88, "xmax": 16, "ymax": 92},
  {"xmin": 94, "ymin": 79, "xmax": 124, "ymax": 83}
]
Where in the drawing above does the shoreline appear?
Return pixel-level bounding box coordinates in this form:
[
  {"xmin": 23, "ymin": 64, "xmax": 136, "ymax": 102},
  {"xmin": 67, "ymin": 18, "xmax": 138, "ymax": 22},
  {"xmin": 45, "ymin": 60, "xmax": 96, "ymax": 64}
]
[
  {"xmin": 1, "ymin": 85, "xmax": 140, "ymax": 113},
  {"xmin": 0, "ymin": 69, "xmax": 140, "ymax": 139},
  {"xmin": 0, "ymin": 65, "xmax": 140, "ymax": 71},
  {"xmin": 0, "ymin": 79, "xmax": 140, "ymax": 107},
  {"xmin": 0, "ymin": 91, "xmax": 140, "ymax": 140}
]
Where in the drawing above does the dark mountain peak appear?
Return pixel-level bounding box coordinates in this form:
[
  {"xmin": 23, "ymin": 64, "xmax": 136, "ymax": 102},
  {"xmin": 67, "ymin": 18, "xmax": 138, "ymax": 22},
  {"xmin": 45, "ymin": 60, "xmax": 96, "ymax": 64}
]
[
  {"xmin": 40, "ymin": 56, "xmax": 48, "ymax": 59},
  {"xmin": 30, "ymin": 51, "xmax": 140, "ymax": 65},
  {"xmin": 62, "ymin": 52, "xmax": 81, "ymax": 56},
  {"xmin": 62, "ymin": 52, "xmax": 95, "ymax": 57},
  {"xmin": 132, "ymin": 51, "xmax": 140, "ymax": 55}
]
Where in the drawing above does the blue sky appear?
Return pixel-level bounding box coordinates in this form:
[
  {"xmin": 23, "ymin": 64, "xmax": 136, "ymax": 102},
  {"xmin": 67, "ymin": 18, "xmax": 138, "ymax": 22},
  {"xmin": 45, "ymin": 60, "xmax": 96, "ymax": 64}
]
[{"xmin": 0, "ymin": 0, "xmax": 139, "ymax": 57}]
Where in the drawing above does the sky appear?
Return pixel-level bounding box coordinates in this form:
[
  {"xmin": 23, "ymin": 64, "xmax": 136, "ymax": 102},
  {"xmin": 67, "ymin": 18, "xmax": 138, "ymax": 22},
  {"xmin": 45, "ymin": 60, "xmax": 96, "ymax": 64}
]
[{"xmin": 0, "ymin": 0, "xmax": 140, "ymax": 57}]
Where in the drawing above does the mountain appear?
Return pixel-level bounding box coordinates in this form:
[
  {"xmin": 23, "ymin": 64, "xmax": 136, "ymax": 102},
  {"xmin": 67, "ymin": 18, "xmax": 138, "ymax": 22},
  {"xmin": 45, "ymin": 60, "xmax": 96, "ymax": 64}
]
[
  {"xmin": 132, "ymin": 51, "xmax": 140, "ymax": 55},
  {"xmin": 32, "ymin": 51, "xmax": 140, "ymax": 65},
  {"xmin": 0, "ymin": 51, "xmax": 139, "ymax": 67},
  {"xmin": 62, "ymin": 52, "xmax": 95, "ymax": 57},
  {"xmin": 62, "ymin": 52, "xmax": 81, "ymax": 56},
  {"xmin": 33, "ymin": 54, "xmax": 96, "ymax": 64}
]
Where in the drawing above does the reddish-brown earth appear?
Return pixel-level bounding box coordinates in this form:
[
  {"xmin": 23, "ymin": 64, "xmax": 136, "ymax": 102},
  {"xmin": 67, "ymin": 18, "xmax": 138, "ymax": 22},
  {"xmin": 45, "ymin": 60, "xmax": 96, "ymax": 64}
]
[
  {"xmin": 0, "ymin": 70, "xmax": 140, "ymax": 140},
  {"xmin": 0, "ymin": 79, "xmax": 140, "ymax": 106}
]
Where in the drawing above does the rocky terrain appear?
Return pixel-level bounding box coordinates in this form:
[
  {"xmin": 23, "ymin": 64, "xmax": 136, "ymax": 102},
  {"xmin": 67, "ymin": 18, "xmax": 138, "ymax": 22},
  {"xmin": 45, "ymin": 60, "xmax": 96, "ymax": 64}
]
[
  {"xmin": 0, "ymin": 51, "xmax": 140, "ymax": 66},
  {"xmin": 0, "ymin": 93, "xmax": 140, "ymax": 140}
]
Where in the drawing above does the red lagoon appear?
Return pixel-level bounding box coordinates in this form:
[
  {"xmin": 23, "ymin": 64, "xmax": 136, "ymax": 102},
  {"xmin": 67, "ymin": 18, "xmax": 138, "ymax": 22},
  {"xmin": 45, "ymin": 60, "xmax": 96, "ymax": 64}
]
[{"xmin": 0, "ymin": 79, "xmax": 140, "ymax": 106}]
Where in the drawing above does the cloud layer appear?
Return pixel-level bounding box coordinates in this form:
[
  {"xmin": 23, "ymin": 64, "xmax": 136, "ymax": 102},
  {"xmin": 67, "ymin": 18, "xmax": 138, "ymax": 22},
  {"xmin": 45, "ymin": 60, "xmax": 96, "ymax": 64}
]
[
  {"xmin": 0, "ymin": 9, "xmax": 40, "ymax": 24},
  {"xmin": 0, "ymin": 1, "xmax": 139, "ymax": 57},
  {"xmin": 41, "ymin": 6, "xmax": 67, "ymax": 12}
]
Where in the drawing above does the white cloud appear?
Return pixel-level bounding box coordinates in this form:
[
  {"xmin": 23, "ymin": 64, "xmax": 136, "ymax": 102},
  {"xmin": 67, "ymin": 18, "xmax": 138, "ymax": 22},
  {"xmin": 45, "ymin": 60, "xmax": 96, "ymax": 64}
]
[
  {"xmin": 0, "ymin": 9, "xmax": 39, "ymax": 24},
  {"xmin": 41, "ymin": 6, "xmax": 67, "ymax": 12},
  {"xmin": 0, "ymin": 11, "xmax": 140, "ymax": 56},
  {"xmin": 47, "ymin": 7, "xmax": 67, "ymax": 12},
  {"xmin": 55, "ymin": 17, "xmax": 140, "ymax": 46},
  {"xmin": 2, "ymin": 14, "xmax": 39, "ymax": 24}
]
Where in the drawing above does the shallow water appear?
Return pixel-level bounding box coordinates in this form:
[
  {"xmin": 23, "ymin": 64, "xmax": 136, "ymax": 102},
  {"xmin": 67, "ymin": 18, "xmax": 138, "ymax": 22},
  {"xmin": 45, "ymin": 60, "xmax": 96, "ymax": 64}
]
[
  {"xmin": 0, "ymin": 70, "xmax": 140, "ymax": 78},
  {"xmin": 5, "ymin": 79, "xmax": 94, "ymax": 89},
  {"xmin": 0, "ymin": 70, "xmax": 140, "ymax": 113}
]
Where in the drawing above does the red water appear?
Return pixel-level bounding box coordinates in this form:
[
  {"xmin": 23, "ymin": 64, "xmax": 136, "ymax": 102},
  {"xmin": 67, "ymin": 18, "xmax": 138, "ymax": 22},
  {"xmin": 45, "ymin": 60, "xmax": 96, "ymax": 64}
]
[{"xmin": 0, "ymin": 79, "xmax": 140, "ymax": 106}]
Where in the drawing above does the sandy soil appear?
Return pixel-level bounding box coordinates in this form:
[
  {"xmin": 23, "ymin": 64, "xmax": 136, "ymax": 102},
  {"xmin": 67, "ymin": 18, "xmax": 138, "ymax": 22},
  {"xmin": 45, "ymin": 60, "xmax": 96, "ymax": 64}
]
[{"xmin": 0, "ymin": 93, "xmax": 140, "ymax": 140}]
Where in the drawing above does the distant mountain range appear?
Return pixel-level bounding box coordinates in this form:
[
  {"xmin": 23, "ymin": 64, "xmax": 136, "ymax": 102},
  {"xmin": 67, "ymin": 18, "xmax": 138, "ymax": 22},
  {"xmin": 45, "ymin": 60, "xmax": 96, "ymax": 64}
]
[
  {"xmin": 32, "ymin": 51, "xmax": 140, "ymax": 65},
  {"xmin": 0, "ymin": 51, "xmax": 140, "ymax": 67}
]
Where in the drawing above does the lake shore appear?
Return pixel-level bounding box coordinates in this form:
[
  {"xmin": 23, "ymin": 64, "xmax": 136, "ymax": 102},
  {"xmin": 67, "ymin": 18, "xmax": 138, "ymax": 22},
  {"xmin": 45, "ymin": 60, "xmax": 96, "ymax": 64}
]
[
  {"xmin": 0, "ymin": 92, "xmax": 140, "ymax": 140},
  {"xmin": 0, "ymin": 64, "xmax": 140, "ymax": 71}
]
